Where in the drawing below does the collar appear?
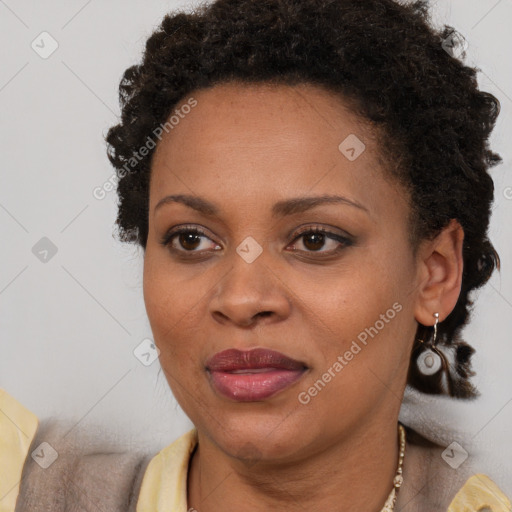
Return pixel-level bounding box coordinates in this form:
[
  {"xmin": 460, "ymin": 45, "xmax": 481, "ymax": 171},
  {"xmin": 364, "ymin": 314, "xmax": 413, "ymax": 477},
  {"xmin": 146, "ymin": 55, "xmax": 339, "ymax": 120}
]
[{"xmin": 136, "ymin": 428, "xmax": 198, "ymax": 512}]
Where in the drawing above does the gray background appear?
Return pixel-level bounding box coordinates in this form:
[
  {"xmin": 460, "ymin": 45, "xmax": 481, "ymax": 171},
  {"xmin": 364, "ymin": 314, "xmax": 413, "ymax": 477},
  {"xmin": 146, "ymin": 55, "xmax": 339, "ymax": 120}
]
[{"xmin": 1, "ymin": 0, "xmax": 511, "ymax": 496}]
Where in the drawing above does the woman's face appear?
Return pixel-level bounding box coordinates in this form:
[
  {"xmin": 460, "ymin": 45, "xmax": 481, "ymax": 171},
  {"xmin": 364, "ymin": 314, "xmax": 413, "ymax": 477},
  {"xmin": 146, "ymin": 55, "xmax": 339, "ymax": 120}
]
[{"xmin": 143, "ymin": 82, "xmax": 423, "ymax": 462}]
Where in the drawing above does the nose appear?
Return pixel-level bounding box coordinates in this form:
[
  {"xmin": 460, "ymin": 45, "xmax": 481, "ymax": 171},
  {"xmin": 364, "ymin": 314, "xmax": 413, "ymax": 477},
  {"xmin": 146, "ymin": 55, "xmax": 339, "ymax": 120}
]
[{"xmin": 209, "ymin": 253, "xmax": 291, "ymax": 328}]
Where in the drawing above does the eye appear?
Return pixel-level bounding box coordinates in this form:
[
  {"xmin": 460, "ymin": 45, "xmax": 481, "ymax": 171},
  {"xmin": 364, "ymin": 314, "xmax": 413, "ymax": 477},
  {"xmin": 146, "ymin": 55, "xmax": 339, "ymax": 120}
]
[
  {"xmin": 287, "ymin": 226, "xmax": 352, "ymax": 255},
  {"xmin": 160, "ymin": 224, "xmax": 353, "ymax": 257},
  {"xmin": 160, "ymin": 225, "xmax": 220, "ymax": 254}
]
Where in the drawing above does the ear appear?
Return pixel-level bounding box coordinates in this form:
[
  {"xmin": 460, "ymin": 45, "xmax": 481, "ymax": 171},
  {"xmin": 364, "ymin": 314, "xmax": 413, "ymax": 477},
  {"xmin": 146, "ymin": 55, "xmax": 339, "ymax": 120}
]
[{"xmin": 414, "ymin": 219, "xmax": 464, "ymax": 326}]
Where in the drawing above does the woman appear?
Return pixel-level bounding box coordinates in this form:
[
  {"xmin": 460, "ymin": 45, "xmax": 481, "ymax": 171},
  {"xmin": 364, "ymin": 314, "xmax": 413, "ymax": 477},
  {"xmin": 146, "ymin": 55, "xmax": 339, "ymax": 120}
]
[{"xmin": 2, "ymin": 0, "xmax": 510, "ymax": 510}]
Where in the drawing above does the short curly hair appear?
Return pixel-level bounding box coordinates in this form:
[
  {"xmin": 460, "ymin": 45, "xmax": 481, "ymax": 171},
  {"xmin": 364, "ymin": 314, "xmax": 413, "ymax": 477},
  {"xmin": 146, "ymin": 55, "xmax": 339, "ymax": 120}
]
[{"xmin": 105, "ymin": 0, "xmax": 502, "ymax": 399}]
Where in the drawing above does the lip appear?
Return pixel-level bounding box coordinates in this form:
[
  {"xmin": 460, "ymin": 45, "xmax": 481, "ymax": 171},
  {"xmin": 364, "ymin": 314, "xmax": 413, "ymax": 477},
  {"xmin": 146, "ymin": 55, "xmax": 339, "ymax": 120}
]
[{"xmin": 206, "ymin": 348, "xmax": 308, "ymax": 401}]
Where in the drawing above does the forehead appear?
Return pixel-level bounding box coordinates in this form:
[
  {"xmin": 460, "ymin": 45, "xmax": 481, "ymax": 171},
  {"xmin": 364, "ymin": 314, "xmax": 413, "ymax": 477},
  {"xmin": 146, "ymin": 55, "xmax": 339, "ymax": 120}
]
[
  {"xmin": 148, "ymin": 82, "xmax": 408, "ymax": 224},
  {"xmin": 154, "ymin": 82, "xmax": 372, "ymax": 153}
]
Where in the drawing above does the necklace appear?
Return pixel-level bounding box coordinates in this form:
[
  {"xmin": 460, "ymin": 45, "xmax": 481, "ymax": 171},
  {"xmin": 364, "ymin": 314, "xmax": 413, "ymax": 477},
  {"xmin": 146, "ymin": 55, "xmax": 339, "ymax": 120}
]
[{"xmin": 380, "ymin": 423, "xmax": 406, "ymax": 512}]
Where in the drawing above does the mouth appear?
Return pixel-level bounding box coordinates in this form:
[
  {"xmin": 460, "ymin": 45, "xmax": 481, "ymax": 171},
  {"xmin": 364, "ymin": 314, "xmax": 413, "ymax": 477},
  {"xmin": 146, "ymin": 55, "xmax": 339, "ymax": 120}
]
[{"xmin": 205, "ymin": 348, "xmax": 308, "ymax": 401}]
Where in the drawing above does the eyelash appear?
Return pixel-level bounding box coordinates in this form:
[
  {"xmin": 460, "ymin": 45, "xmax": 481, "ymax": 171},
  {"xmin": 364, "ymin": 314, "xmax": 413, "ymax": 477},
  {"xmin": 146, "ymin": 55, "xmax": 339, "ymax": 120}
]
[{"xmin": 160, "ymin": 224, "xmax": 353, "ymax": 258}]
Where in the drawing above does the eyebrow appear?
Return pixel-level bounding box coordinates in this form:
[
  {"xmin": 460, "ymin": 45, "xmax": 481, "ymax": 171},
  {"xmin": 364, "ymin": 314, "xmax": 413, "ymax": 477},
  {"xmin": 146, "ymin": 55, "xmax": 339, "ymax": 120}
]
[{"xmin": 154, "ymin": 193, "xmax": 369, "ymax": 217}]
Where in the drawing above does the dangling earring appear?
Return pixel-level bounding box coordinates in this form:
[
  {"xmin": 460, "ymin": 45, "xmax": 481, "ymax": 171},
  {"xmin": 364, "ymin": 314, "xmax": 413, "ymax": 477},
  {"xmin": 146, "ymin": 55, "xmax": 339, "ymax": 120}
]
[
  {"xmin": 416, "ymin": 312, "xmax": 443, "ymax": 376},
  {"xmin": 408, "ymin": 313, "xmax": 480, "ymax": 398}
]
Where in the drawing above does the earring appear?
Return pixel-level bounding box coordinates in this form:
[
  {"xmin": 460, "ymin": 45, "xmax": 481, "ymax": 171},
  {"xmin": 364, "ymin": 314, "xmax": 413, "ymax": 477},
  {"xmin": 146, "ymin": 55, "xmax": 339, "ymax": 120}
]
[
  {"xmin": 408, "ymin": 313, "xmax": 480, "ymax": 398},
  {"xmin": 416, "ymin": 312, "xmax": 443, "ymax": 376}
]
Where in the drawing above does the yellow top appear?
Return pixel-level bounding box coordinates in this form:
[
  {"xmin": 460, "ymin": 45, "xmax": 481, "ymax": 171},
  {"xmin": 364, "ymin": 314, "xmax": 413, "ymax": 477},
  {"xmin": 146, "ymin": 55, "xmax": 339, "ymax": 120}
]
[
  {"xmin": 0, "ymin": 389, "xmax": 39, "ymax": 512},
  {"xmin": 1, "ymin": 389, "xmax": 510, "ymax": 512},
  {"xmin": 448, "ymin": 474, "xmax": 512, "ymax": 512}
]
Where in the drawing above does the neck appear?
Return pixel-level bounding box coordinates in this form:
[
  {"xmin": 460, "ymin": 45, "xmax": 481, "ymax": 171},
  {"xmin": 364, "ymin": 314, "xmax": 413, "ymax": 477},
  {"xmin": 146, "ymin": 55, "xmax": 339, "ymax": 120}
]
[{"xmin": 187, "ymin": 417, "xmax": 401, "ymax": 512}]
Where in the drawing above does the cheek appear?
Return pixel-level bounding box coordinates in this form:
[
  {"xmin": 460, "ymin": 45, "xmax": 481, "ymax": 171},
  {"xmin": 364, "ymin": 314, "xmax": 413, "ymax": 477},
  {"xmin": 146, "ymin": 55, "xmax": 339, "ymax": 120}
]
[
  {"xmin": 306, "ymin": 259, "xmax": 400, "ymax": 333},
  {"xmin": 295, "ymin": 277, "xmax": 409, "ymax": 423},
  {"xmin": 300, "ymin": 249, "xmax": 414, "ymax": 382},
  {"xmin": 142, "ymin": 252, "xmax": 196, "ymax": 359},
  {"xmin": 143, "ymin": 260, "xmax": 207, "ymax": 411}
]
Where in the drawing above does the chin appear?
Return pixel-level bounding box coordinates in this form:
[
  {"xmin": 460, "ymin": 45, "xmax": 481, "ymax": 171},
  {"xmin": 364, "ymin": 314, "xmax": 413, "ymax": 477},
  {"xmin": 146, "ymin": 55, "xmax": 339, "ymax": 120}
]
[{"xmin": 201, "ymin": 406, "xmax": 314, "ymax": 463}]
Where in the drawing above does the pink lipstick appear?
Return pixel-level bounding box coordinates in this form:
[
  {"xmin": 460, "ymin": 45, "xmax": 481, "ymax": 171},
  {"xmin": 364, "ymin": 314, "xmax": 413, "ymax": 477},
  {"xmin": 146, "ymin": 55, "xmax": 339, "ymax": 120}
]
[{"xmin": 205, "ymin": 348, "xmax": 307, "ymax": 401}]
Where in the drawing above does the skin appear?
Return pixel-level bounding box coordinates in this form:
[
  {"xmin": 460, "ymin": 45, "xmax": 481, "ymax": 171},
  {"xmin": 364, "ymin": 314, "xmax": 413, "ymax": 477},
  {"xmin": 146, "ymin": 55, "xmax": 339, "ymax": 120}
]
[{"xmin": 143, "ymin": 82, "xmax": 464, "ymax": 511}]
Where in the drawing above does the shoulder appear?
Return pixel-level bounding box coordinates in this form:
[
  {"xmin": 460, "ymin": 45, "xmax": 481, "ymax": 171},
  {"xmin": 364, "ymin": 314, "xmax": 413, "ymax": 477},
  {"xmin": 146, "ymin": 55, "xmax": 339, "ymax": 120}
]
[
  {"xmin": 0, "ymin": 388, "xmax": 154, "ymax": 512},
  {"xmin": 397, "ymin": 427, "xmax": 510, "ymax": 512},
  {"xmin": 1, "ymin": 388, "xmax": 196, "ymax": 512},
  {"xmin": 16, "ymin": 418, "xmax": 153, "ymax": 512}
]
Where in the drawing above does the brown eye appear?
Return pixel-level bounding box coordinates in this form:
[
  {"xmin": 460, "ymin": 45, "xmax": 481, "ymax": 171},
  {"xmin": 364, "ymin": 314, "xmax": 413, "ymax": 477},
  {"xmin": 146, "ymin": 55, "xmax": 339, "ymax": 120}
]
[
  {"xmin": 302, "ymin": 232, "xmax": 327, "ymax": 251},
  {"xmin": 161, "ymin": 226, "xmax": 220, "ymax": 254},
  {"xmin": 289, "ymin": 226, "xmax": 353, "ymax": 255},
  {"xmin": 178, "ymin": 232, "xmax": 202, "ymax": 251}
]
